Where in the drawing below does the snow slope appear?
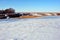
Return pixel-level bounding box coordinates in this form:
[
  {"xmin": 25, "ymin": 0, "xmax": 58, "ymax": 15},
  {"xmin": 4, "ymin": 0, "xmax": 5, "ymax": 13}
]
[{"xmin": 0, "ymin": 16, "xmax": 60, "ymax": 40}]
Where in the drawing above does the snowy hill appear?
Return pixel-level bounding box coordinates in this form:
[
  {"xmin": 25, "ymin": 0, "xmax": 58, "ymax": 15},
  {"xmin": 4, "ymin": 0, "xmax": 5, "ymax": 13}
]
[{"xmin": 0, "ymin": 16, "xmax": 60, "ymax": 40}]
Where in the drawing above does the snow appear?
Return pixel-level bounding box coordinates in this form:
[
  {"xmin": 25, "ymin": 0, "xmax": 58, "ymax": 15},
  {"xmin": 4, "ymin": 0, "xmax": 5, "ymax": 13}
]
[{"xmin": 0, "ymin": 16, "xmax": 60, "ymax": 40}]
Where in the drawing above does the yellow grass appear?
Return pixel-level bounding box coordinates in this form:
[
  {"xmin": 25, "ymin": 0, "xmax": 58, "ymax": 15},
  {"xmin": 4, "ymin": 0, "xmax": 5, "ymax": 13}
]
[{"xmin": 19, "ymin": 16, "xmax": 40, "ymax": 18}]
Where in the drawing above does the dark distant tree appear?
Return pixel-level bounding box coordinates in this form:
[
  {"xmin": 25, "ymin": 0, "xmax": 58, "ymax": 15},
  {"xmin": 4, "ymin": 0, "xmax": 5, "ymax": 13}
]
[
  {"xmin": 56, "ymin": 13, "xmax": 60, "ymax": 16},
  {"xmin": 5, "ymin": 8, "xmax": 15, "ymax": 13},
  {"xmin": 0, "ymin": 10, "xmax": 6, "ymax": 14},
  {"xmin": 0, "ymin": 10, "xmax": 3, "ymax": 14}
]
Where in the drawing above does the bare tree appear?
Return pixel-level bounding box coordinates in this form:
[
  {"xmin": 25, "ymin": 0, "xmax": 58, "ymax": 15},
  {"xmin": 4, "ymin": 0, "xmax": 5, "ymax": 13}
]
[
  {"xmin": 0, "ymin": 10, "xmax": 2, "ymax": 14},
  {"xmin": 5, "ymin": 8, "xmax": 15, "ymax": 13}
]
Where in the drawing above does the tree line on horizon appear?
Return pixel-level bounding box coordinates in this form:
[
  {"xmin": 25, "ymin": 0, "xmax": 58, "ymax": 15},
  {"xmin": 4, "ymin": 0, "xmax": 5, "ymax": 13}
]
[
  {"xmin": 0, "ymin": 8, "xmax": 32, "ymax": 19},
  {"xmin": 0, "ymin": 8, "xmax": 15, "ymax": 14},
  {"xmin": 0, "ymin": 8, "xmax": 22, "ymax": 19}
]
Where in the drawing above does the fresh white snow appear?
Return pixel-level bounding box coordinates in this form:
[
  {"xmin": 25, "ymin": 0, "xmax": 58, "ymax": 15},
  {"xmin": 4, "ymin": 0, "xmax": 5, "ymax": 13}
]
[{"xmin": 0, "ymin": 16, "xmax": 60, "ymax": 40}]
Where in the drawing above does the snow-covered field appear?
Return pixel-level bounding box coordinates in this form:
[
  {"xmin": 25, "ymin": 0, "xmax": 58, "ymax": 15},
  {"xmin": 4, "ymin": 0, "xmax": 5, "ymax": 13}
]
[{"xmin": 0, "ymin": 16, "xmax": 60, "ymax": 40}]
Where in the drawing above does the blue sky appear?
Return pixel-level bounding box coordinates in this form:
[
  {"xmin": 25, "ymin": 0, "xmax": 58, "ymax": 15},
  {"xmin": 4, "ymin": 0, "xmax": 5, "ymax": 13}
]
[{"xmin": 0, "ymin": 0, "xmax": 60, "ymax": 12}]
